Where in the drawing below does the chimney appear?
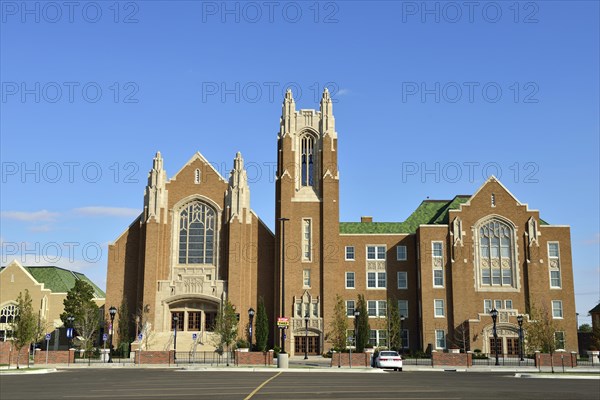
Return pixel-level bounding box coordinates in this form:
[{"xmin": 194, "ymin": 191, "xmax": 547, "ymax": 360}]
[{"xmin": 361, "ymin": 216, "xmax": 373, "ymax": 223}]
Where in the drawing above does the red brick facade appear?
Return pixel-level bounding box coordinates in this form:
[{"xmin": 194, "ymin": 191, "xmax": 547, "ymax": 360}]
[
  {"xmin": 330, "ymin": 352, "xmax": 372, "ymax": 367},
  {"xmin": 234, "ymin": 351, "xmax": 274, "ymax": 366},
  {"xmin": 105, "ymin": 90, "xmax": 578, "ymax": 357},
  {"xmin": 432, "ymin": 352, "xmax": 472, "ymax": 367},
  {"xmin": 535, "ymin": 352, "xmax": 577, "ymax": 368},
  {"xmin": 33, "ymin": 350, "xmax": 74, "ymax": 364},
  {"xmin": 0, "ymin": 341, "xmax": 31, "ymax": 366},
  {"xmin": 134, "ymin": 350, "xmax": 175, "ymax": 365}
]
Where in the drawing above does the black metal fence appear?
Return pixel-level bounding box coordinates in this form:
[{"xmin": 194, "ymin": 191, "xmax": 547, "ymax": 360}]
[
  {"xmin": 576, "ymin": 355, "xmax": 599, "ymax": 367},
  {"xmin": 401, "ymin": 355, "xmax": 433, "ymax": 366},
  {"xmin": 72, "ymin": 351, "xmax": 134, "ymax": 364},
  {"xmin": 174, "ymin": 351, "xmax": 235, "ymax": 365},
  {"xmin": 471, "ymin": 354, "xmax": 535, "ymax": 367}
]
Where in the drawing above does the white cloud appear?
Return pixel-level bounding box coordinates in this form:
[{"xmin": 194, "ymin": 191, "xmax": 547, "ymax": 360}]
[
  {"xmin": 73, "ymin": 207, "xmax": 140, "ymax": 218},
  {"xmin": 29, "ymin": 225, "xmax": 53, "ymax": 233},
  {"xmin": 337, "ymin": 88, "xmax": 350, "ymax": 96},
  {"xmin": 583, "ymin": 233, "xmax": 600, "ymax": 245},
  {"xmin": 0, "ymin": 210, "xmax": 59, "ymax": 222}
]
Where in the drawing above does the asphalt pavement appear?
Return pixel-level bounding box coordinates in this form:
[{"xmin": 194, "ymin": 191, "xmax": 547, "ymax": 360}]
[{"xmin": 1, "ymin": 368, "xmax": 599, "ymax": 400}]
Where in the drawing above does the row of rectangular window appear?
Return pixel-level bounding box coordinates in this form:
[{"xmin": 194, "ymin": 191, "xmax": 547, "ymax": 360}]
[
  {"xmin": 345, "ymin": 271, "xmax": 408, "ymax": 290},
  {"xmin": 483, "ymin": 299, "xmax": 513, "ymax": 313},
  {"xmin": 345, "ymin": 245, "xmax": 408, "ymax": 261},
  {"xmin": 345, "ymin": 300, "xmax": 409, "ymax": 318}
]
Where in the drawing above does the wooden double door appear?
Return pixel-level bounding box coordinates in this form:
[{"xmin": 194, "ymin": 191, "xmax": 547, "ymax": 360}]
[{"xmin": 295, "ymin": 336, "xmax": 320, "ymax": 355}]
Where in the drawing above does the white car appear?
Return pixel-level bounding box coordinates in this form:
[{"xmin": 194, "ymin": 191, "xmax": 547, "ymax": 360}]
[{"xmin": 374, "ymin": 350, "xmax": 403, "ymax": 371}]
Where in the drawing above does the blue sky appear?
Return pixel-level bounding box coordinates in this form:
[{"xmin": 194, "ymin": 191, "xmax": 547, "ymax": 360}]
[{"xmin": 1, "ymin": 1, "xmax": 598, "ymax": 325}]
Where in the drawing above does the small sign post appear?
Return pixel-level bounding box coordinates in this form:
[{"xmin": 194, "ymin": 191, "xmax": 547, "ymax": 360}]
[
  {"xmin": 45, "ymin": 334, "xmax": 51, "ymax": 364},
  {"xmin": 138, "ymin": 333, "xmax": 143, "ymax": 365}
]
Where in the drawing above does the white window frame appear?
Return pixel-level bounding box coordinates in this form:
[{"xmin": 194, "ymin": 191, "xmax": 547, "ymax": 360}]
[
  {"xmin": 400, "ymin": 329, "xmax": 409, "ymax": 349},
  {"xmin": 432, "ymin": 241, "xmax": 444, "ymax": 287},
  {"xmin": 554, "ymin": 331, "xmax": 565, "ymax": 350},
  {"xmin": 367, "ymin": 300, "xmax": 387, "ymax": 317},
  {"xmin": 345, "ymin": 246, "xmax": 355, "ymax": 261},
  {"xmin": 397, "ymin": 271, "xmax": 408, "ymax": 289},
  {"xmin": 551, "ymin": 300, "xmax": 563, "ymax": 319},
  {"xmin": 484, "ymin": 299, "xmax": 492, "ymax": 314},
  {"xmin": 435, "ymin": 329, "xmax": 446, "ymax": 349},
  {"xmin": 366, "ymin": 245, "xmax": 386, "ymax": 260},
  {"xmin": 494, "ymin": 299, "xmax": 503, "ymax": 310},
  {"xmin": 346, "ymin": 300, "xmax": 355, "ymax": 317},
  {"xmin": 369, "ymin": 329, "xmax": 388, "ymax": 347},
  {"xmin": 434, "ymin": 299, "xmax": 445, "ymax": 318},
  {"xmin": 504, "ymin": 299, "xmax": 513, "ymax": 310},
  {"xmin": 398, "ymin": 299, "xmax": 409, "ymax": 318},
  {"xmin": 345, "ymin": 272, "xmax": 355, "ymax": 289},
  {"xmin": 548, "ymin": 242, "xmax": 561, "ymax": 289},
  {"xmin": 367, "ymin": 271, "xmax": 386, "ymax": 289},
  {"xmin": 303, "ymin": 269, "xmax": 311, "ymax": 288},
  {"xmin": 302, "ymin": 218, "xmax": 312, "ymax": 262},
  {"xmin": 396, "ymin": 245, "xmax": 407, "ymax": 261}
]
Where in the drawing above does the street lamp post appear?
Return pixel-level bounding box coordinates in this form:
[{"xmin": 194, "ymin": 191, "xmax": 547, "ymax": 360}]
[
  {"xmin": 173, "ymin": 314, "xmax": 179, "ymax": 361},
  {"xmin": 67, "ymin": 315, "xmax": 74, "ymax": 366},
  {"xmin": 490, "ymin": 309, "xmax": 499, "ymax": 366},
  {"xmin": 400, "ymin": 315, "xmax": 406, "ymax": 354},
  {"xmin": 248, "ymin": 308, "xmax": 255, "ymax": 351},
  {"xmin": 278, "ymin": 217, "xmax": 289, "ymax": 354},
  {"xmin": 304, "ymin": 312, "xmax": 309, "ymax": 360},
  {"xmin": 517, "ymin": 315, "xmax": 524, "ymax": 362},
  {"xmin": 108, "ymin": 306, "xmax": 117, "ymax": 363}
]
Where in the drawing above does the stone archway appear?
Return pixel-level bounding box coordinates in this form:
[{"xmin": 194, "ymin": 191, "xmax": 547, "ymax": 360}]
[{"xmin": 482, "ymin": 323, "xmax": 520, "ymax": 356}]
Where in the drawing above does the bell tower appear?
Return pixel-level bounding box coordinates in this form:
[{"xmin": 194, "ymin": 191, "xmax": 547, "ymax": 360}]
[{"xmin": 275, "ymin": 88, "xmax": 340, "ymax": 353}]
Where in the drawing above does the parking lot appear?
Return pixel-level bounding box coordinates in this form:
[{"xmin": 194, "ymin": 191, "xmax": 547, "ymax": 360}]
[{"xmin": 1, "ymin": 369, "xmax": 599, "ymax": 400}]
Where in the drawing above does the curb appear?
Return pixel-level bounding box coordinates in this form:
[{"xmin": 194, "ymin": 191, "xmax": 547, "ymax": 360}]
[{"xmin": 0, "ymin": 368, "xmax": 58, "ymax": 375}]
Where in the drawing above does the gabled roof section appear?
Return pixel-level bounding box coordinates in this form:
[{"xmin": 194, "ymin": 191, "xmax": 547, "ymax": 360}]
[
  {"xmin": 340, "ymin": 195, "xmax": 471, "ymax": 234},
  {"xmin": 170, "ymin": 151, "xmax": 228, "ymax": 183},
  {"xmin": 590, "ymin": 303, "xmax": 600, "ymax": 314},
  {"xmin": 24, "ymin": 266, "xmax": 105, "ymax": 298}
]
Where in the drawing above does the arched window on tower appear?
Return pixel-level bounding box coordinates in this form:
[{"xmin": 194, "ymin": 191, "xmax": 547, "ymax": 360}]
[
  {"xmin": 478, "ymin": 219, "xmax": 515, "ymax": 287},
  {"xmin": 178, "ymin": 201, "xmax": 216, "ymax": 264},
  {"xmin": 301, "ymin": 135, "xmax": 314, "ymax": 187}
]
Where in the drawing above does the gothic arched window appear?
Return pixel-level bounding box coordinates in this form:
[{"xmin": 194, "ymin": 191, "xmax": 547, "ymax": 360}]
[
  {"xmin": 0, "ymin": 304, "xmax": 18, "ymax": 324},
  {"xmin": 301, "ymin": 135, "xmax": 314, "ymax": 187},
  {"xmin": 178, "ymin": 201, "xmax": 216, "ymax": 264},
  {"xmin": 478, "ymin": 219, "xmax": 514, "ymax": 287}
]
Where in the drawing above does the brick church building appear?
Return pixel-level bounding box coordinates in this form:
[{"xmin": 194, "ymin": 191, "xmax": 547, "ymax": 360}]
[{"xmin": 105, "ymin": 89, "xmax": 578, "ymax": 355}]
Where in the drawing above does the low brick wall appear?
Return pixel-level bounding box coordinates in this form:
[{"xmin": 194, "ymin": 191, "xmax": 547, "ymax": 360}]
[
  {"xmin": 535, "ymin": 352, "xmax": 576, "ymax": 368},
  {"xmin": 432, "ymin": 352, "xmax": 472, "ymax": 367},
  {"xmin": 135, "ymin": 350, "xmax": 175, "ymax": 365},
  {"xmin": 234, "ymin": 351, "xmax": 274, "ymax": 366},
  {"xmin": 0, "ymin": 341, "xmax": 31, "ymax": 366},
  {"xmin": 331, "ymin": 352, "xmax": 372, "ymax": 367},
  {"xmin": 33, "ymin": 350, "xmax": 74, "ymax": 364}
]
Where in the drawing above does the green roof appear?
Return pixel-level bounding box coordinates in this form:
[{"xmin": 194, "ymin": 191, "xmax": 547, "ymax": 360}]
[
  {"xmin": 340, "ymin": 196, "xmax": 471, "ymax": 235},
  {"xmin": 23, "ymin": 266, "xmax": 105, "ymax": 297}
]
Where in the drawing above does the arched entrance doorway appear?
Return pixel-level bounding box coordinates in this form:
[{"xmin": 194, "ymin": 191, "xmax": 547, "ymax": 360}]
[{"xmin": 483, "ymin": 323, "xmax": 520, "ymax": 356}]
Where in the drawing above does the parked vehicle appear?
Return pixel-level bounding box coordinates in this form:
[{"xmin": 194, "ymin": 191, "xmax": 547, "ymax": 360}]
[{"xmin": 374, "ymin": 350, "xmax": 403, "ymax": 371}]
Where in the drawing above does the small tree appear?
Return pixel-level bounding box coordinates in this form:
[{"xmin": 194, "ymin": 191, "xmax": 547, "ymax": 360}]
[
  {"xmin": 387, "ymin": 298, "xmax": 402, "ymax": 351},
  {"xmin": 254, "ymin": 297, "xmax": 269, "ymax": 352},
  {"xmin": 12, "ymin": 290, "xmax": 39, "ymax": 369},
  {"xmin": 61, "ymin": 280, "xmax": 98, "ymax": 327},
  {"xmin": 74, "ymin": 303, "xmax": 101, "ymax": 357},
  {"xmin": 526, "ymin": 303, "xmax": 561, "ymax": 372},
  {"xmin": 214, "ymin": 299, "xmax": 238, "ymax": 365},
  {"xmin": 135, "ymin": 304, "xmax": 155, "ymax": 350},
  {"xmin": 578, "ymin": 323, "xmax": 592, "ymax": 333},
  {"xmin": 355, "ymin": 295, "xmax": 370, "ymax": 353},
  {"xmin": 449, "ymin": 321, "xmax": 470, "ymax": 353},
  {"xmin": 117, "ymin": 300, "xmax": 131, "ymax": 348},
  {"xmin": 328, "ymin": 295, "xmax": 348, "ymax": 351}
]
